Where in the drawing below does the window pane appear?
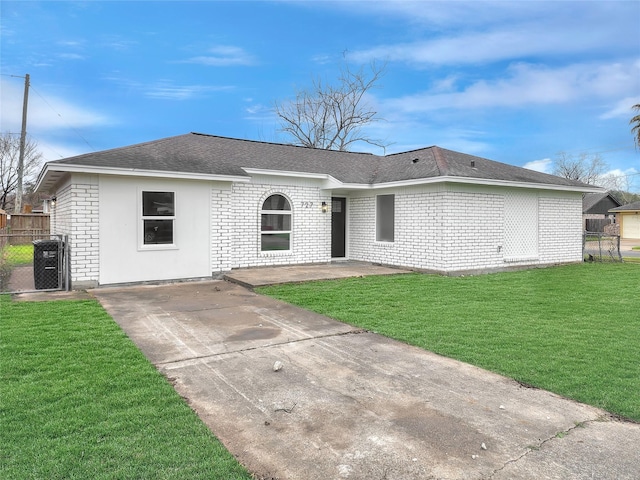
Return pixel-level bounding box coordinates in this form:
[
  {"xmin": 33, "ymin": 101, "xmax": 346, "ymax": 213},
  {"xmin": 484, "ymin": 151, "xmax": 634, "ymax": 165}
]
[
  {"xmin": 261, "ymin": 214, "xmax": 291, "ymax": 231},
  {"xmin": 262, "ymin": 194, "xmax": 291, "ymax": 211},
  {"xmin": 143, "ymin": 192, "xmax": 174, "ymax": 216},
  {"xmin": 376, "ymin": 194, "xmax": 395, "ymax": 242},
  {"xmin": 144, "ymin": 219, "xmax": 173, "ymax": 244},
  {"xmin": 261, "ymin": 233, "xmax": 290, "ymax": 251}
]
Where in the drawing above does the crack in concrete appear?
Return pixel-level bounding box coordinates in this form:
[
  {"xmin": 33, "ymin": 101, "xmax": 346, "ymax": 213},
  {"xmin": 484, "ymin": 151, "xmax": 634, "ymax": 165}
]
[
  {"xmin": 156, "ymin": 327, "xmax": 368, "ymax": 367},
  {"xmin": 485, "ymin": 415, "xmax": 606, "ymax": 479}
]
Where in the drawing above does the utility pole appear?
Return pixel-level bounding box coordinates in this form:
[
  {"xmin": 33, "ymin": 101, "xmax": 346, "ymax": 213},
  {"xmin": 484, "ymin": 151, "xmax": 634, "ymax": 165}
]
[{"xmin": 14, "ymin": 73, "xmax": 30, "ymax": 214}]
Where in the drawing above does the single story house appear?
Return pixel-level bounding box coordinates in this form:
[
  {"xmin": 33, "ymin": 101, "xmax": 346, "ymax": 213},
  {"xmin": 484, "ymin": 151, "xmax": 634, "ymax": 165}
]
[
  {"xmin": 35, "ymin": 133, "xmax": 602, "ymax": 288},
  {"xmin": 582, "ymin": 192, "xmax": 621, "ymax": 232},
  {"xmin": 609, "ymin": 201, "xmax": 640, "ymax": 240}
]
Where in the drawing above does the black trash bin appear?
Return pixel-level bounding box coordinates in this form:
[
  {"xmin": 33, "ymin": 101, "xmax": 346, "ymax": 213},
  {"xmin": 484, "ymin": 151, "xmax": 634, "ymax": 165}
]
[{"xmin": 33, "ymin": 240, "xmax": 62, "ymax": 290}]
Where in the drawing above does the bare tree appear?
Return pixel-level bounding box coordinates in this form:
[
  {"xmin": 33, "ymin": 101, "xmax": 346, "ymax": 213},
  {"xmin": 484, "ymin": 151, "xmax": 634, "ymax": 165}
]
[
  {"xmin": 274, "ymin": 61, "xmax": 389, "ymax": 152},
  {"xmin": 553, "ymin": 152, "xmax": 609, "ymax": 186},
  {"xmin": 0, "ymin": 132, "xmax": 43, "ymax": 211},
  {"xmin": 631, "ymin": 104, "xmax": 640, "ymax": 149}
]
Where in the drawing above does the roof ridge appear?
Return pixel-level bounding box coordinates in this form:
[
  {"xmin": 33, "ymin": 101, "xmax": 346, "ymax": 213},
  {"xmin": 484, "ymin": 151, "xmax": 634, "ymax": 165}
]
[
  {"xmin": 431, "ymin": 146, "xmax": 448, "ymax": 176},
  {"xmin": 190, "ymin": 132, "xmax": 376, "ymax": 157},
  {"xmin": 384, "ymin": 145, "xmax": 438, "ymax": 157}
]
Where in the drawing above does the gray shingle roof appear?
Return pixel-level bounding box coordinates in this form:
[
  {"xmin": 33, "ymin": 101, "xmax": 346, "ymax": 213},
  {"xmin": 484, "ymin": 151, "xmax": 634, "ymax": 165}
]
[
  {"xmin": 582, "ymin": 192, "xmax": 621, "ymax": 214},
  {"xmin": 610, "ymin": 201, "xmax": 640, "ymax": 212},
  {"xmin": 46, "ymin": 132, "xmax": 591, "ymax": 188}
]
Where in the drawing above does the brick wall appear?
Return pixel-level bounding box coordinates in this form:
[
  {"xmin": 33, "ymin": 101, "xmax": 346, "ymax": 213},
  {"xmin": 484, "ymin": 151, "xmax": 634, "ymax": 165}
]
[
  {"xmin": 50, "ymin": 175, "xmax": 100, "ymax": 288},
  {"xmin": 349, "ymin": 185, "xmax": 583, "ymax": 274},
  {"xmin": 538, "ymin": 193, "xmax": 583, "ymax": 263},
  {"xmin": 227, "ymin": 182, "xmax": 331, "ymax": 269},
  {"xmin": 70, "ymin": 181, "xmax": 99, "ymax": 286},
  {"xmin": 51, "ymin": 172, "xmax": 585, "ymax": 284},
  {"xmin": 211, "ymin": 185, "xmax": 233, "ymax": 272}
]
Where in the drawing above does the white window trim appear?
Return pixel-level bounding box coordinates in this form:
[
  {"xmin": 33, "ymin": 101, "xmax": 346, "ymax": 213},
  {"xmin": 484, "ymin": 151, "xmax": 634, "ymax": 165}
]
[
  {"xmin": 260, "ymin": 194, "xmax": 293, "ymax": 255},
  {"xmin": 139, "ymin": 190, "xmax": 178, "ymax": 251}
]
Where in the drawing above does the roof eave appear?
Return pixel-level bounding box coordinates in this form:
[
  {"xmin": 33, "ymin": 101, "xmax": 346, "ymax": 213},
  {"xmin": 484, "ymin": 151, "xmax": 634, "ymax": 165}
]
[
  {"xmin": 35, "ymin": 163, "xmax": 250, "ymax": 192},
  {"xmin": 361, "ymin": 176, "xmax": 604, "ymax": 192}
]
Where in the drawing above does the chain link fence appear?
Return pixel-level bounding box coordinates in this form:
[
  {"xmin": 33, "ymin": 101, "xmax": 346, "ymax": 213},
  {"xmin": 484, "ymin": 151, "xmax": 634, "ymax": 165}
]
[
  {"xmin": 582, "ymin": 232, "xmax": 622, "ymax": 263},
  {"xmin": 0, "ymin": 234, "xmax": 68, "ymax": 293}
]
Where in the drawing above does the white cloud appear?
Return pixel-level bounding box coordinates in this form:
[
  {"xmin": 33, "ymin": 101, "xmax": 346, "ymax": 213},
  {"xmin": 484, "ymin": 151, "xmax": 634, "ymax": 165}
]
[
  {"xmin": 383, "ymin": 60, "xmax": 640, "ymax": 114},
  {"xmin": 245, "ymin": 104, "xmax": 269, "ymax": 115},
  {"xmin": 182, "ymin": 45, "xmax": 256, "ymax": 66},
  {"xmin": 0, "ymin": 78, "xmax": 110, "ymax": 133},
  {"xmin": 600, "ymin": 95, "xmax": 640, "ymax": 120},
  {"xmin": 102, "ymin": 76, "xmax": 234, "ymax": 100},
  {"xmin": 145, "ymin": 81, "xmax": 233, "ymax": 100},
  {"xmin": 345, "ymin": 2, "xmax": 637, "ymax": 66},
  {"xmin": 523, "ymin": 158, "xmax": 552, "ymax": 174},
  {"xmin": 58, "ymin": 53, "xmax": 85, "ymax": 60},
  {"xmin": 351, "ymin": 24, "xmax": 623, "ymax": 66}
]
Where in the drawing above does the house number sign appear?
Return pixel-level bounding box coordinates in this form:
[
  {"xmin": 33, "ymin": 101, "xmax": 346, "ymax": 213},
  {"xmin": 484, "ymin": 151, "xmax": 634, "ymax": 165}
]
[{"xmin": 301, "ymin": 201, "xmax": 314, "ymax": 208}]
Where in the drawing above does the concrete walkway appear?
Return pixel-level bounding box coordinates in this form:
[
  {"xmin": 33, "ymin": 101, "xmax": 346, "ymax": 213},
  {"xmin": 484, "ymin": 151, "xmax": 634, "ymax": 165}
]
[
  {"xmin": 89, "ymin": 265, "xmax": 640, "ymax": 480},
  {"xmin": 224, "ymin": 261, "xmax": 411, "ymax": 288}
]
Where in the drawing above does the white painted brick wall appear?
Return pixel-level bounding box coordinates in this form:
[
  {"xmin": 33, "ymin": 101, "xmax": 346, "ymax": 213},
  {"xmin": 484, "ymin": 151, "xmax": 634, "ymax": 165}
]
[
  {"xmin": 538, "ymin": 194, "xmax": 583, "ymax": 263},
  {"xmin": 349, "ymin": 186, "xmax": 582, "ymax": 273},
  {"xmin": 227, "ymin": 182, "xmax": 331, "ymax": 269},
  {"xmin": 211, "ymin": 185, "xmax": 233, "ymax": 273},
  {"xmin": 69, "ymin": 183, "xmax": 99, "ymax": 284},
  {"xmin": 51, "ymin": 181, "xmax": 72, "ymax": 237},
  {"xmin": 53, "ymin": 171, "xmax": 584, "ymax": 283},
  {"xmin": 50, "ymin": 176, "xmax": 99, "ymax": 287}
]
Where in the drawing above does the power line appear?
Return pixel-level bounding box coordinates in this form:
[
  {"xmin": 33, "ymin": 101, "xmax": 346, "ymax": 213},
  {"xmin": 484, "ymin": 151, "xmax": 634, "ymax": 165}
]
[
  {"xmin": 3, "ymin": 74, "xmax": 97, "ymax": 155},
  {"xmin": 28, "ymin": 84, "xmax": 96, "ymax": 152}
]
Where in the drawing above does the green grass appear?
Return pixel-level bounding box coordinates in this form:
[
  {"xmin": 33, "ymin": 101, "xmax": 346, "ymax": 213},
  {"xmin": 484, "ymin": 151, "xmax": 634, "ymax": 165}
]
[
  {"xmin": 0, "ymin": 296, "xmax": 251, "ymax": 480},
  {"xmin": 3, "ymin": 244, "xmax": 34, "ymax": 266},
  {"xmin": 258, "ymin": 263, "xmax": 640, "ymax": 422}
]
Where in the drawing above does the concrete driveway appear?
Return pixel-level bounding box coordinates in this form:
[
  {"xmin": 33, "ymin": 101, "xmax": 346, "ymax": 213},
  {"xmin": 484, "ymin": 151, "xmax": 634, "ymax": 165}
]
[{"xmin": 92, "ymin": 277, "xmax": 639, "ymax": 480}]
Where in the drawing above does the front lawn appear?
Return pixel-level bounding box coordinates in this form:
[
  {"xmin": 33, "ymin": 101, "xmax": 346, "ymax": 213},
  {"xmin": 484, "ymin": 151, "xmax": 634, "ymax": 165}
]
[
  {"xmin": 0, "ymin": 296, "xmax": 251, "ymax": 480},
  {"xmin": 259, "ymin": 263, "xmax": 640, "ymax": 422}
]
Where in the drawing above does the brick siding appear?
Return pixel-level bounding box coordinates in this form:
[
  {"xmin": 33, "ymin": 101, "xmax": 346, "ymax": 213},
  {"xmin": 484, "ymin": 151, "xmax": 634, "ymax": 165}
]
[
  {"xmin": 227, "ymin": 182, "xmax": 331, "ymax": 269},
  {"xmin": 349, "ymin": 186, "xmax": 582, "ymax": 273},
  {"xmin": 50, "ymin": 176, "xmax": 99, "ymax": 287}
]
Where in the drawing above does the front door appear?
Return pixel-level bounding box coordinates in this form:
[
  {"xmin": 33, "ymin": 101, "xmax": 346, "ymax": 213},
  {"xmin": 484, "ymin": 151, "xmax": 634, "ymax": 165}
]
[{"xmin": 331, "ymin": 197, "xmax": 346, "ymax": 258}]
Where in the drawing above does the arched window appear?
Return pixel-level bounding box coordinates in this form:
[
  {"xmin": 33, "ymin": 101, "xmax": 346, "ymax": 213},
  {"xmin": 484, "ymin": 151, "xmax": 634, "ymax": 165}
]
[{"xmin": 261, "ymin": 194, "xmax": 291, "ymax": 251}]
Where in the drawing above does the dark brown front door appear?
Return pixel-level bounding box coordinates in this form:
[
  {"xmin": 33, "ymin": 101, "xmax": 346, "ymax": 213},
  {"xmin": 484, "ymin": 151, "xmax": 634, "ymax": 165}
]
[{"xmin": 331, "ymin": 197, "xmax": 346, "ymax": 258}]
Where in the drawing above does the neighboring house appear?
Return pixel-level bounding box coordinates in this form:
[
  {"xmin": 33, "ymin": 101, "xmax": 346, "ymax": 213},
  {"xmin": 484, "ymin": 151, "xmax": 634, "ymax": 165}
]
[
  {"xmin": 609, "ymin": 201, "xmax": 640, "ymax": 240},
  {"xmin": 582, "ymin": 192, "xmax": 621, "ymax": 232},
  {"xmin": 35, "ymin": 133, "xmax": 602, "ymax": 288}
]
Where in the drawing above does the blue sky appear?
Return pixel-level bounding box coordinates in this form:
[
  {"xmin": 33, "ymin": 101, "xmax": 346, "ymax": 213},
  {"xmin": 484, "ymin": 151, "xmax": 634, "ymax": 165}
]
[{"xmin": 2, "ymin": 1, "xmax": 640, "ymax": 191}]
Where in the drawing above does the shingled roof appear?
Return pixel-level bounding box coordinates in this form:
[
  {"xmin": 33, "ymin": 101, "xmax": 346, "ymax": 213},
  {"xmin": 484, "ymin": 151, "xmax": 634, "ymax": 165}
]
[
  {"xmin": 610, "ymin": 201, "xmax": 640, "ymax": 212},
  {"xmin": 39, "ymin": 132, "xmax": 595, "ymax": 190},
  {"xmin": 582, "ymin": 192, "xmax": 621, "ymax": 214}
]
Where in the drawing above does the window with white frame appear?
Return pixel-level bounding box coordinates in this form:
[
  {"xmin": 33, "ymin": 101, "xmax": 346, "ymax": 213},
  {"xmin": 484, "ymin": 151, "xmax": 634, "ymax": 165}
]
[
  {"xmin": 142, "ymin": 191, "xmax": 175, "ymax": 245},
  {"xmin": 261, "ymin": 194, "xmax": 291, "ymax": 251},
  {"xmin": 376, "ymin": 194, "xmax": 395, "ymax": 242}
]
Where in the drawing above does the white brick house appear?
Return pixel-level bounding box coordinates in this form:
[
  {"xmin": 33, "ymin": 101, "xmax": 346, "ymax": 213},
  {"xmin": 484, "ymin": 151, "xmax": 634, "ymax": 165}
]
[{"xmin": 35, "ymin": 133, "xmax": 602, "ymax": 288}]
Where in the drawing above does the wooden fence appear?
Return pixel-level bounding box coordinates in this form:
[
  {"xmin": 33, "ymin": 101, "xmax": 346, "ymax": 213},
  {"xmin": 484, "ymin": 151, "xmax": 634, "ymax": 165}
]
[
  {"xmin": 585, "ymin": 218, "xmax": 613, "ymax": 233},
  {"xmin": 1, "ymin": 214, "xmax": 50, "ymax": 245}
]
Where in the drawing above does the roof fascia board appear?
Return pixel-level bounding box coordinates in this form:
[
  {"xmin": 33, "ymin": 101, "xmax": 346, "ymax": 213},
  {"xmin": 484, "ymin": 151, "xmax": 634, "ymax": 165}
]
[
  {"xmin": 242, "ymin": 167, "xmax": 350, "ymax": 190},
  {"xmin": 367, "ymin": 175, "xmax": 605, "ymax": 193},
  {"xmin": 242, "ymin": 167, "xmax": 330, "ymax": 180},
  {"xmin": 38, "ymin": 163, "xmax": 249, "ymax": 185},
  {"xmin": 240, "ymin": 167, "xmax": 602, "ymax": 193},
  {"xmin": 36, "ymin": 163, "xmax": 604, "ymax": 195}
]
